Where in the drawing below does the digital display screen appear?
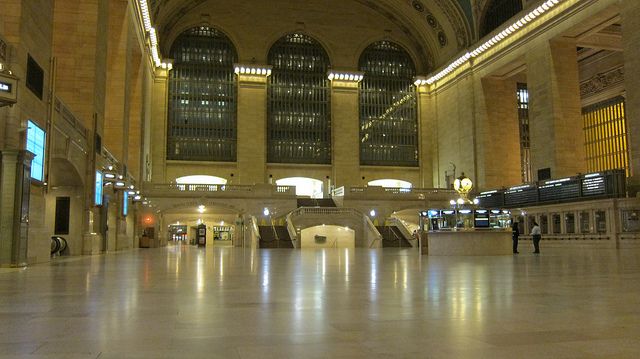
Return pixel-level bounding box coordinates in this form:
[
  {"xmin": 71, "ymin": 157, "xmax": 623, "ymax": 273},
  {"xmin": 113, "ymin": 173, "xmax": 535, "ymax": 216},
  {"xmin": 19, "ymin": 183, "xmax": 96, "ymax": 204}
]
[
  {"xmin": 474, "ymin": 210, "xmax": 490, "ymax": 228},
  {"xmin": 95, "ymin": 171, "xmax": 103, "ymax": 206},
  {"xmin": 581, "ymin": 174, "xmax": 606, "ymax": 196},
  {"xmin": 0, "ymin": 81, "xmax": 11, "ymax": 92},
  {"xmin": 538, "ymin": 178, "xmax": 580, "ymax": 202},
  {"xmin": 123, "ymin": 191, "xmax": 128, "ymax": 216},
  {"xmin": 26, "ymin": 120, "xmax": 46, "ymax": 181}
]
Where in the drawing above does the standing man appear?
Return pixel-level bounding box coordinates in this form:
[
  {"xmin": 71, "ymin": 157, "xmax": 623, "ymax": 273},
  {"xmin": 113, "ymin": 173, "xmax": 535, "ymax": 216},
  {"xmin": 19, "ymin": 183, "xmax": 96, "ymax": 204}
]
[
  {"xmin": 531, "ymin": 221, "xmax": 541, "ymax": 254},
  {"xmin": 511, "ymin": 220, "xmax": 519, "ymax": 254}
]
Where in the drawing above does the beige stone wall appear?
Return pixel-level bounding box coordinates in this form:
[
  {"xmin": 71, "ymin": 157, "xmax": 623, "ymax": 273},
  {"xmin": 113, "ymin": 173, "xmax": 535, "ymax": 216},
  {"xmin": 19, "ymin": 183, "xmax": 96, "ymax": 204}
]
[
  {"xmin": 622, "ymin": 0, "xmax": 640, "ymax": 190},
  {"xmin": 1, "ymin": 0, "xmax": 55, "ymax": 265}
]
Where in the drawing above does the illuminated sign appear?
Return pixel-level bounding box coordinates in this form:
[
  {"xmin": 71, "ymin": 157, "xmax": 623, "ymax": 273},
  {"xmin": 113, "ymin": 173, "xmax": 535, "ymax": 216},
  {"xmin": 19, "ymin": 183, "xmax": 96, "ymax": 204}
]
[
  {"xmin": 0, "ymin": 81, "xmax": 10, "ymax": 92},
  {"xmin": 95, "ymin": 171, "xmax": 103, "ymax": 206},
  {"xmin": 26, "ymin": 120, "xmax": 46, "ymax": 181},
  {"xmin": 122, "ymin": 191, "xmax": 129, "ymax": 216}
]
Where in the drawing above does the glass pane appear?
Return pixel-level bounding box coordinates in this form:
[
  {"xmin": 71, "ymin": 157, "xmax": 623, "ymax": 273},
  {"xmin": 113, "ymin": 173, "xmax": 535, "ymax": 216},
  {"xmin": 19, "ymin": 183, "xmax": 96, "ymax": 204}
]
[
  {"xmin": 359, "ymin": 41, "xmax": 418, "ymax": 167},
  {"xmin": 565, "ymin": 213, "xmax": 575, "ymax": 234},
  {"xmin": 552, "ymin": 213, "xmax": 561, "ymax": 234},
  {"xmin": 582, "ymin": 97, "xmax": 629, "ymax": 177},
  {"xmin": 595, "ymin": 210, "xmax": 607, "ymax": 234},
  {"xmin": 517, "ymin": 83, "xmax": 531, "ymax": 182},
  {"xmin": 167, "ymin": 27, "xmax": 238, "ymax": 162},
  {"xmin": 579, "ymin": 211, "xmax": 591, "ymax": 233},
  {"xmin": 622, "ymin": 210, "xmax": 640, "ymax": 232},
  {"xmin": 267, "ymin": 33, "xmax": 331, "ymax": 164},
  {"xmin": 540, "ymin": 214, "xmax": 548, "ymax": 234}
]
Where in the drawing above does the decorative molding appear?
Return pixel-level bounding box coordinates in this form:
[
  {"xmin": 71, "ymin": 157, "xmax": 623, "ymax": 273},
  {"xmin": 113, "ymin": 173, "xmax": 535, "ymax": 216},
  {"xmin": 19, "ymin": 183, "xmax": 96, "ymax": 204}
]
[
  {"xmin": 432, "ymin": 0, "xmax": 472, "ymax": 48},
  {"xmin": 409, "ymin": 1, "xmax": 448, "ymax": 48},
  {"xmin": 580, "ymin": 66, "xmax": 624, "ymax": 99}
]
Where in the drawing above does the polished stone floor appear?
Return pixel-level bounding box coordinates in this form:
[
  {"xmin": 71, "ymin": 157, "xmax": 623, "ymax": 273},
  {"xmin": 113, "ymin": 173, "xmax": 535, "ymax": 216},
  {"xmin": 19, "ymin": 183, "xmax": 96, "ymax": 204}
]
[{"xmin": 1, "ymin": 245, "xmax": 640, "ymax": 358}]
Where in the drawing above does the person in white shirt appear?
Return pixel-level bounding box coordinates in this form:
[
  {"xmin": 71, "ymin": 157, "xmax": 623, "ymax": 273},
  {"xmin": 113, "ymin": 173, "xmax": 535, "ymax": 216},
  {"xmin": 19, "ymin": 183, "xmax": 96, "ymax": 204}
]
[{"xmin": 531, "ymin": 221, "xmax": 541, "ymax": 254}]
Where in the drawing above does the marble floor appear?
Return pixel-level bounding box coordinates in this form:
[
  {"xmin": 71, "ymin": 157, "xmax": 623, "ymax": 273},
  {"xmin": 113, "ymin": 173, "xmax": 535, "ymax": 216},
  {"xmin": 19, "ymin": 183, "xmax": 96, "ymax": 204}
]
[{"xmin": 1, "ymin": 245, "xmax": 640, "ymax": 358}]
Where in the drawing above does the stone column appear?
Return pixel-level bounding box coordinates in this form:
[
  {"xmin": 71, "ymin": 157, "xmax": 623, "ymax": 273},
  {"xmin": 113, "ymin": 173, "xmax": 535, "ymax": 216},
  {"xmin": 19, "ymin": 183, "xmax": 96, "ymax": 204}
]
[
  {"xmin": 526, "ymin": 38, "xmax": 586, "ymax": 180},
  {"xmin": 236, "ymin": 72, "xmax": 268, "ymax": 185},
  {"xmin": 0, "ymin": 150, "xmax": 32, "ymax": 267},
  {"xmin": 417, "ymin": 84, "xmax": 435, "ymax": 188},
  {"xmin": 476, "ymin": 77, "xmax": 521, "ymax": 188},
  {"xmin": 622, "ymin": 0, "xmax": 640, "ymax": 194},
  {"xmin": 330, "ymin": 79, "xmax": 360, "ymax": 188},
  {"xmin": 150, "ymin": 70, "xmax": 168, "ymax": 183}
]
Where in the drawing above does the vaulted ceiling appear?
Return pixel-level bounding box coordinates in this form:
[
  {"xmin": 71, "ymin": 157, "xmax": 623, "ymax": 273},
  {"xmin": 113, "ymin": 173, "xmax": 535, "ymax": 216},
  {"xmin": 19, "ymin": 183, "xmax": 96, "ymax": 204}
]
[{"xmin": 147, "ymin": 0, "xmax": 476, "ymax": 71}]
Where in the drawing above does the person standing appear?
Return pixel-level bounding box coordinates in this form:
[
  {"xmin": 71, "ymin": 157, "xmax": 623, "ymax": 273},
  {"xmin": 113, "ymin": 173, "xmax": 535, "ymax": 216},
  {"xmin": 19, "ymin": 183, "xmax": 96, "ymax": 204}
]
[
  {"xmin": 531, "ymin": 221, "xmax": 541, "ymax": 254},
  {"xmin": 511, "ymin": 221, "xmax": 519, "ymax": 254}
]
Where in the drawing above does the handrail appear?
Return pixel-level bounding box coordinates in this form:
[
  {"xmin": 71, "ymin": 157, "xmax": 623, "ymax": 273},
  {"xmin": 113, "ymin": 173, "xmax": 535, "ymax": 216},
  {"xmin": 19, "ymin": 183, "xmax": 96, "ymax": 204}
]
[
  {"xmin": 388, "ymin": 217, "xmax": 416, "ymax": 240},
  {"xmin": 364, "ymin": 214, "xmax": 383, "ymax": 248},
  {"xmin": 286, "ymin": 211, "xmax": 298, "ymax": 243}
]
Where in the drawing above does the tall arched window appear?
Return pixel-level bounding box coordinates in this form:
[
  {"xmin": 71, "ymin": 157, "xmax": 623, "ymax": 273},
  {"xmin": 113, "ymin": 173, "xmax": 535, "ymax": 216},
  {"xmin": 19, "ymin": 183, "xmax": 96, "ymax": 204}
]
[
  {"xmin": 359, "ymin": 41, "xmax": 418, "ymax": 167},
  {"xmin": 267, "ymin": 33, "xmax": 331, "ymax": 164},
  {"xmin": 167, "ymin": 27, "xmax": 238, "ymax": 161},
  {"xmin": 480, "ymin": 0, "xmax": 523, "ymax": 37}
]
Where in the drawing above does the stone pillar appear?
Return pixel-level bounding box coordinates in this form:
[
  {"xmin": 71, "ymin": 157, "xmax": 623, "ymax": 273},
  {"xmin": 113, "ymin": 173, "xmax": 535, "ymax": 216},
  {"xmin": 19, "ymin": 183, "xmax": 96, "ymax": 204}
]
[
  {"xmin": 476, "ymin": 77, "xmax": 521, "ymax": 188},
  {"xmin": 236, "ymin": 73, "xmax": 267, "ymax": 184},
  {"xmin": 150, "ymin": 70, "xmax": 168, "ymax": 183},
  {"xmin": 103, "ymin": 0, "xmax": 129, "ymax": 163},
  {"xmin": 527, "ymin": 38, "xmax": 586, "ymax": 180},
  {"xmin": 417, "ymin": 85, "xmax": 435, "ymax": 188},
  {"xmin": 330, "ymin": 79, "xmax": 360, "ymax": 188},
  {"xmin": 622, "ymin": 0, "xmax": 640, "ymax": 194},
  {"xmin": 0, "ymin": 150, "xmax": 32, "ymax": 267}
]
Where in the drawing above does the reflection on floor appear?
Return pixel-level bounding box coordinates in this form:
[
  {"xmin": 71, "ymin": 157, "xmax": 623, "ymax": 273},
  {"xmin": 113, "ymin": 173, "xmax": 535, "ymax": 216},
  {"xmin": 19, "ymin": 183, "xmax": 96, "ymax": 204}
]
[{"xmin": 1, "ymin": 244, "xmax": 639, "ymax": 358}]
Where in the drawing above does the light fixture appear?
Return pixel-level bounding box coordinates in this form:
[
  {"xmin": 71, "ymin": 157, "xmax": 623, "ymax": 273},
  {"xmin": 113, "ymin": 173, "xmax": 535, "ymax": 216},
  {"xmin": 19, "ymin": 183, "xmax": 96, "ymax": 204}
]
[
  {"xmin": 449, "ymin": 199, "xmax": 456, "ymax": 205},
  {"xmin": 198, "ymin": 205, "xmax": 205, "ymax": 213},
  {"xmin": 413, "ymin": 76, "xmax": 429, "ymax": 86},
  {"xmin": 369, "ymin": 209, "xmax": 376, "ymax": 217},
  {"xmin": 263, "ymin": 208, "xmax": 270, "ymax": 216},
  {"xmin": 234, "ymin": 64, "xmax": 272, "ymax": 76},
  {"xmin": 115, "ymin": 181, "xmax": 126, "ymax": 188},
  {"xmin": 327, "ymin": 70, "xmax": 364, "ymax": 82}
]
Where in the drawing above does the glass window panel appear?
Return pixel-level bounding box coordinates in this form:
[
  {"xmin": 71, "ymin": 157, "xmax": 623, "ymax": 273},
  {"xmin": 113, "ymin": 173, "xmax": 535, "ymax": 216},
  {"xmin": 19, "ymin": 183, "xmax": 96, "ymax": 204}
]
[
  {"xmin": 359, "ymin": 41, "xmax": 418, "ymax": 167},
  {"xmin": 565, "ymin": 213, "xmax": 575, "ymax": 234},
  {"xmin": 582, "ymin": 97, "xmax": 629, "ymax": 176},
  {"xmin": 579, "ymin": 211, "xmax": 591, "ymax": 233},
  {"xmin": 267, "ymin": 33, "xmax": 331, "ymax": 164},
  {"xmin": 540, "ymin": 214, "xmax": 548, "ymax": 234},
  {"xmin": 480, "ymin": 0, "xmax": 523, "ymax": 37},
  {"xmin": 167, "ymin": 27, "xmax": 238, "ymax": 162},
  {"xmin": 622, "ymin": 210, "xmax": 640, "ymax": 232},
  {"xmin": 517, "ymin": 83, "xmax": 531, "ymax": 182},
  {"xmin": 552, "ymin": 213, "xmax": 561, "ymax": 234},
  {"xmin": 595, "ymin": 210, "xmax": 607, "ymax": 234}
]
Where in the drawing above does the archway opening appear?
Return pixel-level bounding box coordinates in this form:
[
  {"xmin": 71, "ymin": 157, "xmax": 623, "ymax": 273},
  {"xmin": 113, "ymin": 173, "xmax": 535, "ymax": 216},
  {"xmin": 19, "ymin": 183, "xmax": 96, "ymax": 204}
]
[
  {"xmin": 175, "ymin": 175, "xmax": 227, "ymax": 185},
  {"xmin": 276, "ymin": 177, "xmax": 323, "ymax": 198},
  {"xmin": 368, "ymin": 179, "xmax": 412, "ymax": 189}
]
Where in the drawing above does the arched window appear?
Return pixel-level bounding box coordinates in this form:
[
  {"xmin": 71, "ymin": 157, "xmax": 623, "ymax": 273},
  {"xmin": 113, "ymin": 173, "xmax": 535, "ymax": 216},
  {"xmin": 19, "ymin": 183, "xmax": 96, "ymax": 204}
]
[
  {"xmin": 359, "ymin": 41, "xmax": 418, "ymax": 167},
  {"xmin": 267, "ymin": 33, "xmax": 331, "ymax": 164},
  {"xmin": 167, "ymin": 27, "xmax": 238, "ymax": 161},
  {"xmin": 480, "ymin": 0, "xmax": 523, "ymax": 37}
]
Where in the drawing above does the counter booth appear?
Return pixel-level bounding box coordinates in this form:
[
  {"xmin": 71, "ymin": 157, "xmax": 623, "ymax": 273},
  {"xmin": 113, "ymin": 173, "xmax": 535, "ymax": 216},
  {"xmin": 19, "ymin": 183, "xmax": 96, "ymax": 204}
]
[{"xmin": 421, "ymin": 208, "xmax": 513, "ymax": 256}]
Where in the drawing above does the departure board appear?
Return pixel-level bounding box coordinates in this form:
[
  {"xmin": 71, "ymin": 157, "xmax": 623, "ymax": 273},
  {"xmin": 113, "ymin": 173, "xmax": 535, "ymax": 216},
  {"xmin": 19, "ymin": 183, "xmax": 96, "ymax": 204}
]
[
  {"xmin": 504, "ymin": 185, "xmax": 538, "ymax": 206},
  {"xmin": 581, "ymin": 173, "xmax": 607, "ymax": 196},
  {"xmin": 477, "ymin": 191, "xmax": 504, "ymax": 208},
  {"xmin": 538, "ymin": 178, "xmax": 580, "ymax": 202}
]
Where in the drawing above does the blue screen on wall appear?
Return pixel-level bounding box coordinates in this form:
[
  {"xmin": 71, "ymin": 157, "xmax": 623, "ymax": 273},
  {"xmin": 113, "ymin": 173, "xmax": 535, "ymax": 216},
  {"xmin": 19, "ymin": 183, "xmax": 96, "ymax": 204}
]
[
  {"xmin": 26, "ymin": 120, "xmax": 46, "ymax": 182},
  {"xmin": 95, "ymin": 171, "xmax": 103, "ymax": 206},
  {"xmin": 123, "ymin": 191, "xmax": 128, "ymax": 216}
]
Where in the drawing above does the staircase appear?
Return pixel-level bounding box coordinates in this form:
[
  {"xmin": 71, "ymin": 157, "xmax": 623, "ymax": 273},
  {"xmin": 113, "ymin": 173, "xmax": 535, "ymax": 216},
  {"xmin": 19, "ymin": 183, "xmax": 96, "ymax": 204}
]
[
  {"xmin": 296, "ymin": 198, "xmax": 336, "ymax": 208},
  {"xmin": 258, "ymin": 225, "xmax": 293, "ymax": 248},
  {"xmin": 376, "ymin": 226, "xmax": 412, "ymax": 248}
]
